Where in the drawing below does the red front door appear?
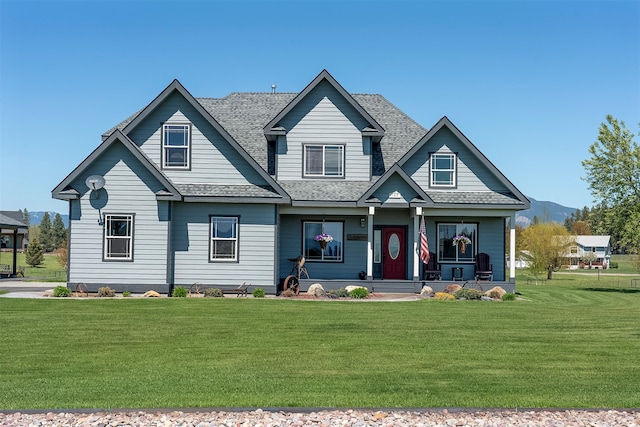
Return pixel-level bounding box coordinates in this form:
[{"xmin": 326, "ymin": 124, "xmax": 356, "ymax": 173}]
[{"xmin": 382, "ymin": 227, "xmax": 406, "ymax": 279}]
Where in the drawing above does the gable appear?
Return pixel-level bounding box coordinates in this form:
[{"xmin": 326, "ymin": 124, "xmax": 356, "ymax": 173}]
[
  {"xmin": 398, "ymin": 117, "xmax": 530, "ymax": 209},
  {"xmin": 358, "ymin": 164, "xmax": 431, "ymax": 207},
  {"xmin": 52, "ymin": 130, "xmax": 180, "ymax": 201},
  {"xmin": 264, "ymin": 70, "xmax": 384, "ymax": 141},
  {"xmin": 127, "ymin": 90, "xmax": 270, "ymax": 187},
  {"xmin": 111, "ymin": 80, "xmax": 289, "ymax": 201},
  {"xmin": 278, "ymin": 79, "xmax": 371, "ymax": 134},
  {"xmin": 404, "ymin": 126, "xmax": 507, "ymax": 192},
  {"xmin": 77, "ymin": 142, "xmax": 170, "ymax": 202}
]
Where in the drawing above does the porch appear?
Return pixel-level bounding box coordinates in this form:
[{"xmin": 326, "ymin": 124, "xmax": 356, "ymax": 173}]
[{"xmin": 294, "ymin": 278, "xmax": 515, "ymax": 294}]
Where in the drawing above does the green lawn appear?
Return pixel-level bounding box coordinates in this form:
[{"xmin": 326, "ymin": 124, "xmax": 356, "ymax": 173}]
[
  {"xmin": 0, "ymin": 251, "xmax": 66, "ymax": 281},
  {"xmin": 1, "ymin": 272, "xmax": 639, "ymax": 410}
]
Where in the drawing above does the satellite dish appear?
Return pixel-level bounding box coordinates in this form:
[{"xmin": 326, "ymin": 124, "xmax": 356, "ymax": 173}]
[{"xmin": 85, "ymin": 175, "xmax": 106, "ymax": 191}]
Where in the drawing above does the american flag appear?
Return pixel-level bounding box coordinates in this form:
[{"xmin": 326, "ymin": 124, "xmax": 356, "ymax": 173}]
[{"xmin": 420, "ymin": 216, "xmax": 430, "ymax": 264}]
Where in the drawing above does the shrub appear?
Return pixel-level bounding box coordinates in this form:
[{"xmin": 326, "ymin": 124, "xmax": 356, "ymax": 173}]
[
  {"xmin": 502, "ymin": 292, "xmax": 517, "ymax": 301},
  {"xmin": 52, "ymin": 285, "xmax": 71, "ymax": 297},
  {"xmin": 98, "ymin": 287, "xmax": 115, "ymax": 297},
  {"xmin": 454, "ymin": 288, "xmax": 484, "ymax": 300},
  {"xmin": 280, "ymin": 289, "xmax": 296, "ymax": 298},
  {"xmin": 122, "ymin": 291, "xmax": 131, "ymax": 298},
  {"xmin": 204, "ymin": 288, "xmax": 224, "ymax": 298},
  {"xmin": 172, "ymin": 286, "xmax": 188, "ymax": 298},
  {"xmin": 349, "ymin": 287, "xmax": 369, "ymax": 299},
  {"xmin": 609, "ymin": 262, "xmax": 618, "ymax": 269},
  {"xmin": 434, "ymin": 292, "xmax": 455, "ymax": 300},
  {"xmin": 252, "ymin": 288, "xmax": 265, "ymax": 298},
  {"xmin": 328, "ymin": 288, "xmax": 349, "ymax": 298}
]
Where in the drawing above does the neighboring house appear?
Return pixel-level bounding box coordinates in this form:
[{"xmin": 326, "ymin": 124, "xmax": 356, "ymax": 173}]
[
  {"xmin": 0, "ymin": 212, "xmax": 28, "ymax": 277},
  {"xmin": 52, "ymin": 70, "xmax": 530, "ymax": 294},
  {"xmin": 0, "ymin": 211, "xmax": 28, "ymax": 251},
  {"xmin": 566, "ymin": 235, "xmax": 612, "ymax": 269}
]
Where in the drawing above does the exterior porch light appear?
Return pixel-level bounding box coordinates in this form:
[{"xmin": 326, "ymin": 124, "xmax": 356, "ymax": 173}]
[{"xmin": 360, "ymin": 217, "xmax": 366, "ymax": 228}]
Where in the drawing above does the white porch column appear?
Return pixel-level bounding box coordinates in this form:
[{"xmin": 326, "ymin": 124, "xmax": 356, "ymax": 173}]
[
  {"xmin": 509, "ymin": 212, "xmax": 516, "ymax": 282},
  {"xmin": 413, "ymin": 207, "xmax": 422, "ymax": 280},
  {"xmin": 367, "ymin": 206, "xmax": 375, "ymax": 280}
]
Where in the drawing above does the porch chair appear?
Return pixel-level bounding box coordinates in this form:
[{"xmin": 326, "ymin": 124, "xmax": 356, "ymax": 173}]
[
  {"xmin": 474, "ymin": 252, "xmax": 493, "ymax": 281},
  {"xmin": 422, "ymin": 252, "xmax": 441, "ymax": 280}
]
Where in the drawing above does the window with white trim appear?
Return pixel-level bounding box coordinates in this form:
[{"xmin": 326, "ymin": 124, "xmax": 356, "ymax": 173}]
[
  {"xmin": 104, "ymin": 214, "xmax": 134, "ymax": 260},
  {"xmin": 437, "ymin": 222, "xmax": 476, "ymax": 262},
  {"xmin": 210, "ymin": 216, "xmax": 238, "ymax": 261},
  {"xmin": 430, "ymin": 153, "xmax": 456, "ymax": 187},
  {"xmin": 303, "ymin": 221, "xmax": 343, "ymax": 261},
  {"xmin": 304, "ymin": 145, "xmax": 344, "ymax": 177},
  {"xmin": 162, "ymin": 124, "xmax": 190, "ymax": 169}
]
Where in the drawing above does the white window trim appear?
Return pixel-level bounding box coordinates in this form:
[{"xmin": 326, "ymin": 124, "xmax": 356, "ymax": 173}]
[
  {"xmin": 162, "ymin": 123, "xmax": 191, "ymax": 170},
  {"xmin": 104, "ymin": 214, "xmax": 134, "ymax": 261},
  {"xmin": 430, "ymin": 153, "xmax": 457, "ymax": 187},
  {"xmin": 303, "ymin": 144, "xmax": 345, "ymax": 178},
  {"xmin": 209, "ymin": 216, "xmax": 239, "ymax": 262}
]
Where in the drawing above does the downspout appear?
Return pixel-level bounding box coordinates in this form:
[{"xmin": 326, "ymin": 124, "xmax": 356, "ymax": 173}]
[
  {"xmin": 166, "ymin": 201, "xmax": 174, "ymax": 296},
  {"xmin": 66, "ymin": 202, "xmax": 72, "ymax": 283},
  {"xmin": 366, "ymin": 206, "xmax": 374, "ymax": 280}
]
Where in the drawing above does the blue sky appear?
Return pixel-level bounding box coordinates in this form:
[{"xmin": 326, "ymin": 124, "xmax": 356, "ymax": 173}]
[{"xmin": 1, "ymin": 0, "xmax": 638, "ymax": 214}]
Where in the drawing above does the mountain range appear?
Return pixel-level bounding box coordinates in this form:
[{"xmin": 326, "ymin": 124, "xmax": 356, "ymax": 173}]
[
  {"xmin": 515, "ymin": 197, "xmax": 578, "ymax": 227},
  {"xmin": 21, "ymin": 198, "xmax": 576, "ymax": 230}
]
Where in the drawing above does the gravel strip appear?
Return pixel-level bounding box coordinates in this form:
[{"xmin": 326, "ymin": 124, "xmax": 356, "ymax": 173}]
[{"xmin": 1, "ymin": 408, "xmax": 639, "ymax": 426}]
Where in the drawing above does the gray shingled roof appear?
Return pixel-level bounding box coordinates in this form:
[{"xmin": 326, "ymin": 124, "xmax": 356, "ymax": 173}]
[
  {"xmin": 106, "ymin": 92, "xmax": 427, "ymax": 177},
  {"xmin": 425, "ymin": 191, "xmax": 523, "ymax": 205},
  {"xmin": 101, "ymin": 84, "xmax": 526, "ymax": 208},
  {"xmin": 176, "ymin": 183, "xmax": 284, "ymax": 199},
  {"xmin": 278, "ymin": 180, "xmax": 379, "ymax": 203},
  {"xmin": 0, "ymin": 212, "xmax": 27, "ymax": 228}
]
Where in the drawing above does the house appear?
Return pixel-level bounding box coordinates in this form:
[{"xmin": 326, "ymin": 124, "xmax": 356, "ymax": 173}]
[
  {"xmin": 0, "ymin": 212, "xmax": 28, "ymax": 277},
  {"xmin": 566, "ymin": 235, "xmax": 611, "ymax": 269},
  {"xmin": 52, "ymin": 70, "xmax": 530, "ymax": 294},
  {"xmin": 0, "ymin": 211, "xmax": 28, "ymax": 252}
]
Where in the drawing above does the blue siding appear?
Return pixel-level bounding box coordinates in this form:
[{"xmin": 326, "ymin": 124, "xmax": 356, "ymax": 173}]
[
  {"xmin": 172, "ymin": 203, "xmax": 278, "ymax": 290},
  {"xmin": 128, "ymin": 92, "xmax": 268, "ymax": 186},
  {"xmin": 67, "ymin": 143, "xmax": 170, "ymax": 287},
  {"xmin": 371, "ymin": 173, "xmax": 418, "ymax": 205},
  {"xmin": 277, "ymin": 80, "xmax": 371, "ymax": 181},
  {"xmin": 404, "ymin": 127, "xmax": 507, "ymax": 192},
  {"xmin": 278, "ymin": 215, "xmax": 369, "ymax": 281},
  {"xmin": 427, "ymin": 216, "xmax": 505, "ymax": 281}
]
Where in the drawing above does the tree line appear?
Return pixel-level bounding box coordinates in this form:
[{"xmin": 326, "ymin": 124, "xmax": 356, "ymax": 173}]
[
  {"xmin": 516, "ymin": 115, "xmax": 640, "ymax": 279},
  {"xmin": 19, "ymin": 209, "xmax": 68, "ymax": 267}
]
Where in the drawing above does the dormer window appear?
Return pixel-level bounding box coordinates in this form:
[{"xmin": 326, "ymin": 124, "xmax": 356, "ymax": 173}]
[
  {"xmin": 162, "ymin": 124, "xmax": 191, "ymax": 169},
  {"xmin": 304, "ymin": 145, "xmax": 344, "ymax": 178},
  {"xmin": 430, "ymin": 153, "xmax": 456, "ymax": 187}
]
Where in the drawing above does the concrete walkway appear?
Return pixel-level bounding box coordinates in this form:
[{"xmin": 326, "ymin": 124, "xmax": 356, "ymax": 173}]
[{"xmin": 0, "ymin": 280, "xmax": 55, "ymax": 298}]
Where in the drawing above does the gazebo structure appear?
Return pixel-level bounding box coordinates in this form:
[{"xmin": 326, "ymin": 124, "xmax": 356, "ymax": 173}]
[{"xmin": 0, "ymin": 212, "xmax": 27, "ymax": 277}]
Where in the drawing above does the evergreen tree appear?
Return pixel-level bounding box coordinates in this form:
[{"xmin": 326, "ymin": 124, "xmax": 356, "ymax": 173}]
[
  {"xmin": 25, "ymin": 236, "xmax": 44, "ymax": 267},
  {"xmin": 19, "ymin": 208, "xmax": 30, "ymax": 226},
  {"xmin": 39, "ymin": 212, "xmax": 53, "ymax": 252},
  {"xmin": 52, "ymin": 213, "xmax": 67, "ymax": 249}
]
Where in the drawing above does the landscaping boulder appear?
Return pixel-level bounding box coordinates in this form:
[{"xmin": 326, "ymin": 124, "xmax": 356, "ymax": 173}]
[
  {"xmin": 420, "ymin": 286, "xmax": 433, "ymax": 297},
  {"xmin": 345, "ymin": 285, "xmax": 367, "ymax": 293},
  {"xmin": 485, "ymin": 286, "xmax": 507, "ymax": 299},
  {"xmin": 142, "ymin": 290, "xmax": 161, "ymax": 298},
  {"xmin": 443, "ymin": 284, "xmax": 462, "ymax": 294},
  {"xmin": 307, "ymin": 283, "xmax": 326, "ymax": 297}
]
